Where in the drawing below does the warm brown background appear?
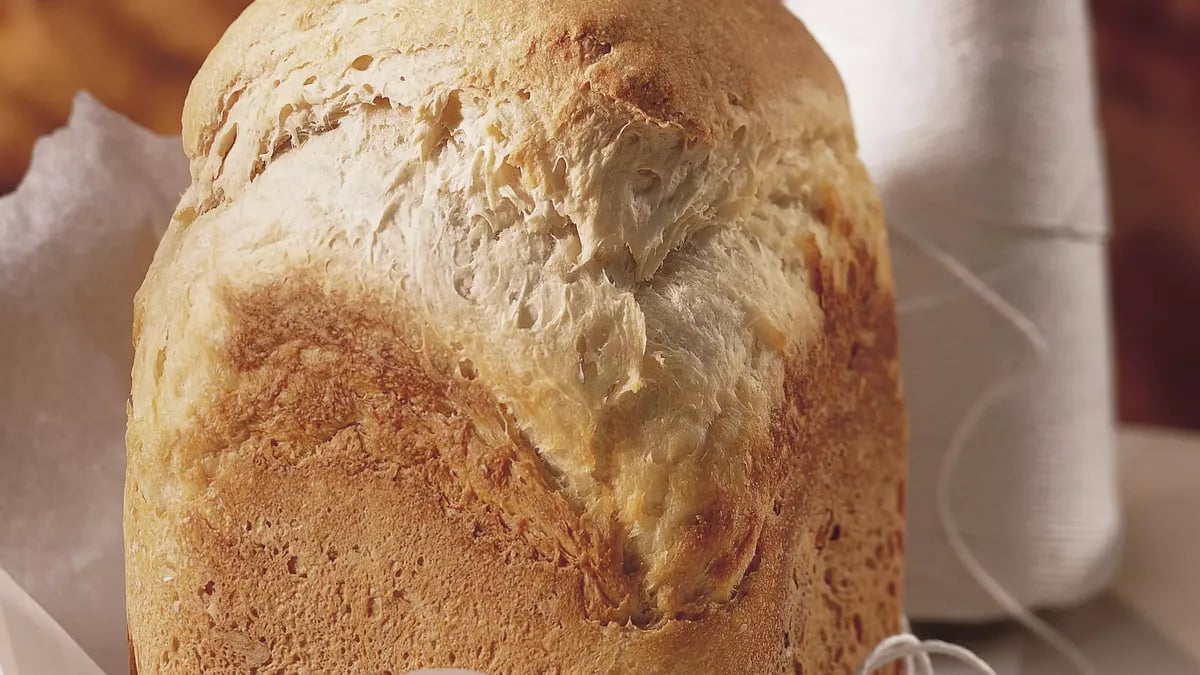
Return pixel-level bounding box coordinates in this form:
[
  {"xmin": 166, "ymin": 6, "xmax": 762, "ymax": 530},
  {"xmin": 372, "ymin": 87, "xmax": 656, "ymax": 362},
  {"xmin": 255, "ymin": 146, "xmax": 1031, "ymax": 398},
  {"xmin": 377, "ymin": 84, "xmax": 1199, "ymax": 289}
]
[
  {"xmin": 1094, "ymin": 0, "xmax": 1200, "ymax": 429},
  {"xmin": 2, "ymin": 0, "xmax": 1199, "ymax": 429},
  {"xmin": 0, "ymin": 0, "xmax": 249, "ymax": 187}
]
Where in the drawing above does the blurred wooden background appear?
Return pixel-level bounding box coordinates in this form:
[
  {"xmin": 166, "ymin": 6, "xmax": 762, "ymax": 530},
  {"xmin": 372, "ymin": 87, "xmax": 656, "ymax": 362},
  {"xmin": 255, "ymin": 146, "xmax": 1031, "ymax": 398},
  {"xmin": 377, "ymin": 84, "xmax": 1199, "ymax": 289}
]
[
  {"xmin": 0, "ymin": 0, "xmax": 249, "ymax": 187},
  {"xmin": 2, "ymin": 0, "xmax": 1199, "ymax": 429},
  {"xmin": 1094, "ymin": 0, "xmax": 1200, "ymax": 429}
]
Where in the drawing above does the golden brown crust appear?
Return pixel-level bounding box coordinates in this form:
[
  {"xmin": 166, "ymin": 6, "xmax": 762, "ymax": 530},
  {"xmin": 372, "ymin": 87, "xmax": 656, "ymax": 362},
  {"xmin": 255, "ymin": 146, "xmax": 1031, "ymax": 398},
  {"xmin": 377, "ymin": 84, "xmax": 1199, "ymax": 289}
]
[{"xmin": 126, "ymin": 238, "xmax": 904, "ymax": 673}]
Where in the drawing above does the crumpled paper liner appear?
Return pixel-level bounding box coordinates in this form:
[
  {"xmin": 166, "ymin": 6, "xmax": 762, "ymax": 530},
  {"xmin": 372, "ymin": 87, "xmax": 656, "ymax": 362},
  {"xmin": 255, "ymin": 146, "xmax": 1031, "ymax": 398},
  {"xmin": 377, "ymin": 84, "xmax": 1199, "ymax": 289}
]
[
  {"xmin": 0, "ymin": 567, "xmax": 104, "ymax": 675},
  {"xmin": 0, "ymin": 94, "xmax": 185, "ymax": 674}
]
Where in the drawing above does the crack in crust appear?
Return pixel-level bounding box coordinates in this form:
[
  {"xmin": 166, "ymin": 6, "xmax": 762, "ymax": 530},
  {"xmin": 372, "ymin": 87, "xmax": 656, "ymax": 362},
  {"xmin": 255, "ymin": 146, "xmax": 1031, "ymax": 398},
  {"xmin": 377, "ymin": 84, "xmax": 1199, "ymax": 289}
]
[{"xmin": 210, "ymin": 277, "xmax": 651, "ymax": 622}]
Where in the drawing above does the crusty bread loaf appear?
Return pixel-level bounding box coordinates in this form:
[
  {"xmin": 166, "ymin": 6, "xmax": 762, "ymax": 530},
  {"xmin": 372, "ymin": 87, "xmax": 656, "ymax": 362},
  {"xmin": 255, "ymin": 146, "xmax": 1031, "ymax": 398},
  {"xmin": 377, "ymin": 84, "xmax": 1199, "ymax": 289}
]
[{"xmin": 124, "ymin": 0, "xmax": 907, "ymax": 672}]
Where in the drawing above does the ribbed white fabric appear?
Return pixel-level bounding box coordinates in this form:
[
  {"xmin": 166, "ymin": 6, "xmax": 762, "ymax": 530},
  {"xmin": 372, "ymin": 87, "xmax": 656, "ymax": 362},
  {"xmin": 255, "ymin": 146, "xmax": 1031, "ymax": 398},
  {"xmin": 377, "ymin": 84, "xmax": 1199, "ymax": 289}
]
[{"xmin": 786, "ymin": 0, "xmax": 1120, "ymax": 621}]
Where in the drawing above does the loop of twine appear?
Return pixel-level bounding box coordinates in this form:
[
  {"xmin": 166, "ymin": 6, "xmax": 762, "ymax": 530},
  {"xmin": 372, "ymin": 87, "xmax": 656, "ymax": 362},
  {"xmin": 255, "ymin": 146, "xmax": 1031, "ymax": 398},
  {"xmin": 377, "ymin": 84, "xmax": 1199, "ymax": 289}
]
[{"xmin": 860, "ymin": 633, "xmax": 997, "ymax": 675}]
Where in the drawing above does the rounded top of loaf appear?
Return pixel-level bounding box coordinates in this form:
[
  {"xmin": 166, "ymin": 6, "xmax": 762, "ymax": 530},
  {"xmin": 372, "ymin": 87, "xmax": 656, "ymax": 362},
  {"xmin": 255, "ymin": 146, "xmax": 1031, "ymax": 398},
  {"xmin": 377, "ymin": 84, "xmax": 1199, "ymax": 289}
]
[{"xmin": 183, "ymin": 0, "xmax": 848, "ymax": 160}]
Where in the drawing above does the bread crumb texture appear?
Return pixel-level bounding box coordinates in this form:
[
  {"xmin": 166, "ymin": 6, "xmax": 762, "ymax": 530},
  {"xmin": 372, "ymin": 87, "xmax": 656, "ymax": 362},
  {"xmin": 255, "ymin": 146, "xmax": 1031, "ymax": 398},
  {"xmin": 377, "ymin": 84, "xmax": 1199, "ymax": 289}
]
[{"xmin": 125, "ymin": 0, "xmax": 906, "ymax": 672}]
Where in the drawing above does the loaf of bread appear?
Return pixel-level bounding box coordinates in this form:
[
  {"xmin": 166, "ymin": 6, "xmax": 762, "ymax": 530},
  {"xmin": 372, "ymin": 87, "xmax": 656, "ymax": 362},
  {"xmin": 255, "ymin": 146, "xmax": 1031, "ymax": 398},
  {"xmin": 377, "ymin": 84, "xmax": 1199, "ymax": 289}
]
[{"xmin": 124, "ymin": 1, "xmax": 907, "ymax": 672}]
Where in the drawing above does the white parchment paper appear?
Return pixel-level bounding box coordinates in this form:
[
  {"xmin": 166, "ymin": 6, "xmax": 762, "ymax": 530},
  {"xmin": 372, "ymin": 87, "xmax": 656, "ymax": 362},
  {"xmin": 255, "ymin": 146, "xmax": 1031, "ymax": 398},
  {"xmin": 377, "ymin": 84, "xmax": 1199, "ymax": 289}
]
[{"xmin": 0, "ymin": 94, "xmax": 187, "ymax": 674}]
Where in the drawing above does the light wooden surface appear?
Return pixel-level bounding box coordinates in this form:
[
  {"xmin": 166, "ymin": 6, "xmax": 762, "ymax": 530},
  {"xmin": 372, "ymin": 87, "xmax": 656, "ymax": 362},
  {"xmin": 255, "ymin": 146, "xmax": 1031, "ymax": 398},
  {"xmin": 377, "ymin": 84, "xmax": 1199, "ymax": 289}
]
[{"xmin": 1114, "ymin": 425, "xmax": 1200, "ymax": 663}]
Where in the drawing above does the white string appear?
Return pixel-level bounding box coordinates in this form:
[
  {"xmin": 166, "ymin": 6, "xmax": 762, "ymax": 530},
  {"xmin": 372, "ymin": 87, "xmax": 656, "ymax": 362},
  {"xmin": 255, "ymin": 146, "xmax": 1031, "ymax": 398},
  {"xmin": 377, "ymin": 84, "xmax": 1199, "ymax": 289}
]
[
  {"xmin": 859, "ymin": 632, "xmax": 996, "ymax": 675},
  {"xmin": 870, "ymin": 221, "xmax": 1098, "ymax": 675}
]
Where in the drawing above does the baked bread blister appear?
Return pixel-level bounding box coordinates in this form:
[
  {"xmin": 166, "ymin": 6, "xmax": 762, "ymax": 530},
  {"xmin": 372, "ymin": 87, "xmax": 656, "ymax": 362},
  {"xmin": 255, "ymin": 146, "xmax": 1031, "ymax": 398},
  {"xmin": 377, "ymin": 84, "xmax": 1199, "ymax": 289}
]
[{"xmin": 125, "ymin": 1, "xmax": 906, "ymax": 672}]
